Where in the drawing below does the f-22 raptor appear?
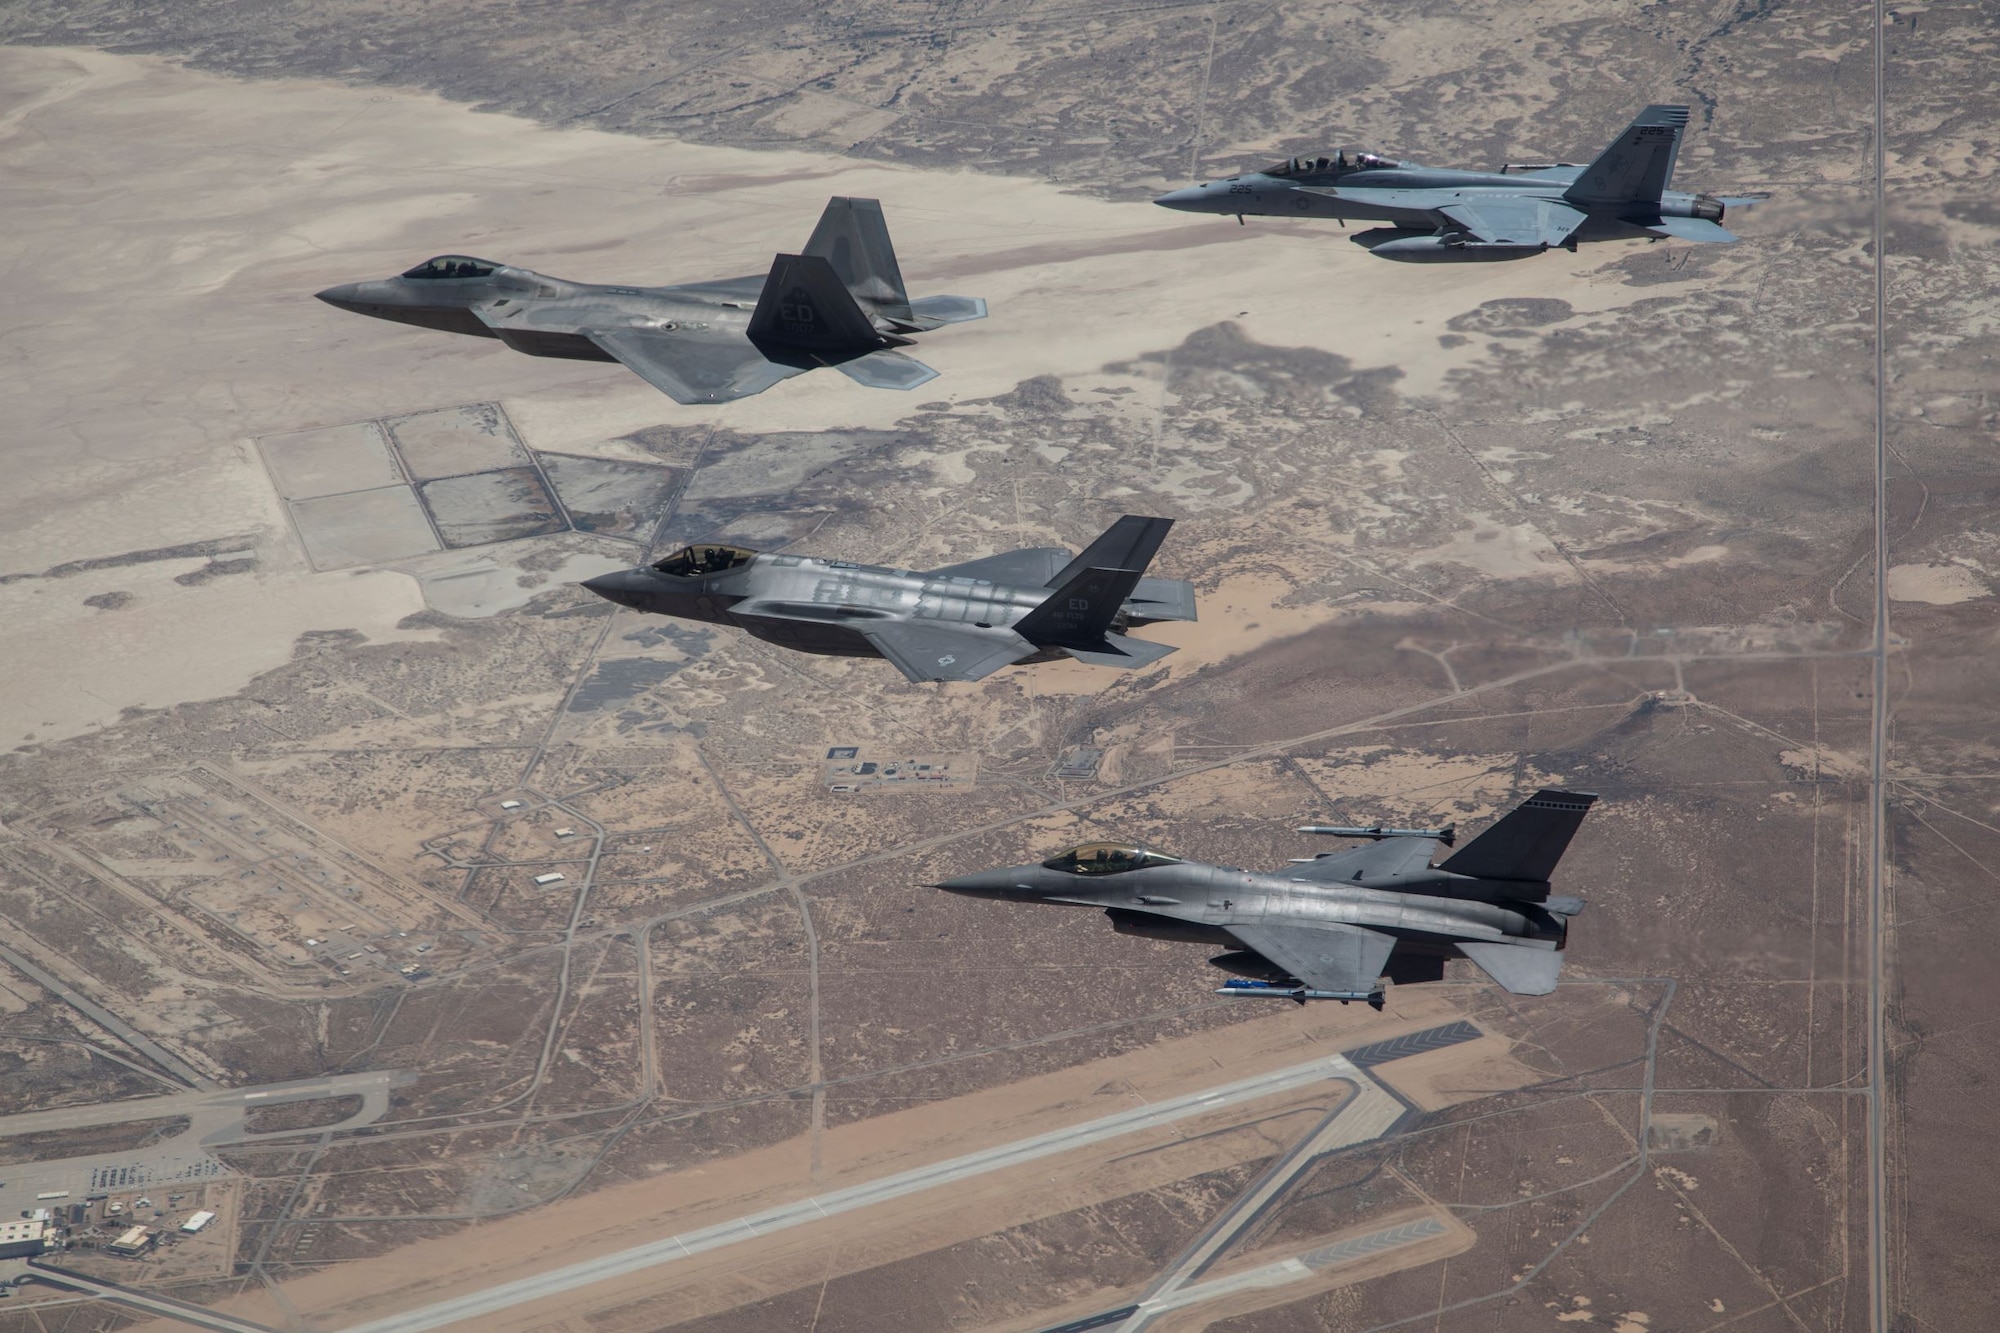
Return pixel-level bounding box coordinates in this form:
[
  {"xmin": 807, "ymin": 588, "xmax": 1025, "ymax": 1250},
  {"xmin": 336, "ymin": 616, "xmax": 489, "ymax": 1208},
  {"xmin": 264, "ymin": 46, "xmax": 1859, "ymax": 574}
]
[
  {"xmin": 581, "ymin": 515, "xmax": 1195, "ymax": 683},
  {"xmin": 937, "ymin": 789, "xmax": 1598, "ymax": 1007},
  {"xmin": 1156, "ymin": 105, "xmax": 1761, "ymax": 260},
  {"xmin": 316, "ymin": 198, "xmax": 985, "ymax": 402}
]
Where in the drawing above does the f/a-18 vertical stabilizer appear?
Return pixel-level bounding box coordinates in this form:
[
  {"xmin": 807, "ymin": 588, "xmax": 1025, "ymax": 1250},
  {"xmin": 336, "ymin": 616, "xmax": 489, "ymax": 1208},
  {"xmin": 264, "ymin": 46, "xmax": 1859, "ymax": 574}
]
[
  {"xmin": 804, "ymin": 197, "xmax": 912, "ymax": 323},
  {"xmin": 1563, "ymin": 105, "xmax": 1689, "ymax": 207},
  {"xmin": 1437, "ymin": 789, "xmax": 1597, "ymax": 887}
]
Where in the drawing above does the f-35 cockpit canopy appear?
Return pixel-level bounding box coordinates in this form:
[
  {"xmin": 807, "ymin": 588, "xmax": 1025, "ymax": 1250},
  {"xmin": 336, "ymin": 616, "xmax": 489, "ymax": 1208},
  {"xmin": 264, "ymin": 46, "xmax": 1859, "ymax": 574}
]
[
  {"xmin": 1261, "ymin": 151, "xmax": 1398, "ymax": 178},
  {"xmin": 1042, "ymin": 843, "xmax": 1183, "ymax": 876},
  {"xmin": 400, "ymin": 255, "xmax": 501, "ymax": 281},
  {"xmin": 651, "ymin": 544, "xmax": 758, "ymax": 578}
]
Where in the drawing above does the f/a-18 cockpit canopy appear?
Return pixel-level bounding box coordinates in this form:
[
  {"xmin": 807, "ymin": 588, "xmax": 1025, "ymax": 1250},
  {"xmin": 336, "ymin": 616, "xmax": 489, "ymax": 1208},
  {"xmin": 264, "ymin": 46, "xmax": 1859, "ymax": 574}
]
[
  {"xmin": 651, "ymin": 544, "xmax": 758, "ymax": 578},
  {"xmin": 401, "ymin": 255, "xmax": 501, "ymax": 280},
  {"xmin": 1261, "ymin": 151, "xmax": 1398, "ymax": 178},
  {"xmin": 1042, "ymin": 843, "xmax": 1183, "ymax": 875}
]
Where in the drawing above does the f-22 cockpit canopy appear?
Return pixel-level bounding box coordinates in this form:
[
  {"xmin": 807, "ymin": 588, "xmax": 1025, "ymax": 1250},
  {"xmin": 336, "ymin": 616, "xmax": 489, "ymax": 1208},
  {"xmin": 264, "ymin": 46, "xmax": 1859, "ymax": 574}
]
[
  {"xmin": 1261, "ymin": 151, "xmax": 1398, "ymax": 179},
  {"xmin": 400, "ymin": 255, "xmax": 501, "ymax": 281},
  {"xmin": 1042, "ymin": 843, "xmax": 1183, "ymax": 876},
  {"xmin": 651, "ymin": 544, "xmax": 758, "ymax": 578}
]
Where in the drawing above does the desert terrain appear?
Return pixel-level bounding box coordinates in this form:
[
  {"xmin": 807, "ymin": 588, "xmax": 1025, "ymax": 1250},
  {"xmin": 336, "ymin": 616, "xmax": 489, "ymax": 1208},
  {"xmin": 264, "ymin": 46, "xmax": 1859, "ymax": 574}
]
[{"xmin": 0, "ymin": 1, "xmax": 1993, "ymax": 1330}]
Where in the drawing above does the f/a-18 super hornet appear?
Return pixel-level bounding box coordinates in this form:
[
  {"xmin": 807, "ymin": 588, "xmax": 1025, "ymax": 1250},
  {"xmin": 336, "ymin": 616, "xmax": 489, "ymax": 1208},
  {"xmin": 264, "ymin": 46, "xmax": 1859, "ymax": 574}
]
[
  {"xmin": 1155, "ymin": 105, "xmax": 1761, "ymax": 260},
  {"xmin": 315, "ymin": 197, "xmax": 985, "ymax": 402},
  {"xmin": 937, "ymin": 789, "xmax": 1598, "ymax": 1007},
  {"xmin": 580, "ymin": 515, "xmax": 1195, "ymax": 683}
]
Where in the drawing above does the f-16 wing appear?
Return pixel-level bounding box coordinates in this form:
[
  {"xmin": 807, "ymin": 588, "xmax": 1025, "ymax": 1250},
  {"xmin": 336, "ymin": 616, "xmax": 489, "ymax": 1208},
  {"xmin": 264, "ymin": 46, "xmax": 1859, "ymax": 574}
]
[
  {"xmin": 581, "ymin": 330, "xmax": 812, "ymax": 405},
  {"xmin": 1285, "ymin": 836, "xmax": 1441, "ymax": 883},
  {"xmin": 1227, "ymin": 922, "xmax": 1396, "ymax": 997}
]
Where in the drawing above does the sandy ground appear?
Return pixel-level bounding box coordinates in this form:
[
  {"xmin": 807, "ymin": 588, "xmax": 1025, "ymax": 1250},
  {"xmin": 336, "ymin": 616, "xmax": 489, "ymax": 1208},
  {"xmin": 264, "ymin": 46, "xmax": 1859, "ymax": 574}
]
[
  {"xmin": 122, "ymin": 993, "xmax": 1486, "ymax": 1332},
  {"xmin": 1, "ymin": 45, "xmax": 1665, "ymax": 747}
]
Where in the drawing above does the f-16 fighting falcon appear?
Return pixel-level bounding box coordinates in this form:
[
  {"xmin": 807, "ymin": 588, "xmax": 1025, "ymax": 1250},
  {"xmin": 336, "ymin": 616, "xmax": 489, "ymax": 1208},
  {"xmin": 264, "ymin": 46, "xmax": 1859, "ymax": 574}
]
[
  {"xmin": 580, "ymin": 515, "xmax": 1196, "ymax": 683},
  {"xmin": 315, "ymin": 198, "xmax": 986, "ymax": 402},
  {"xmin": 937, "ymin": 790, "xmax": 1598, "ymax": 1008},
  {"xmin": 1155, "ymin": 104, "xmax": 1762, "ymax": 261}
]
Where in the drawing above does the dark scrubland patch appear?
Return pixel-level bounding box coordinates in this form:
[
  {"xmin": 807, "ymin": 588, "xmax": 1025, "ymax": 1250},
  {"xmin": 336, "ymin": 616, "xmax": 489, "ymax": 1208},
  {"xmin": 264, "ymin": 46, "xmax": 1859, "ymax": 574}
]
[
  {"xmin": 244, "ymin": 1094, "xmax": 364, "ymax": 1134},
  {"xmin": 0, "ymin": 1115, "xmax": 190, "ymax": 1166},
  {"xmin": 83, "ymin": 590, "xmax": 133, "ymax": 609},
  {"xmin": 1445, "ymin": 297, "xmax": 1574, "ymax": 333}
]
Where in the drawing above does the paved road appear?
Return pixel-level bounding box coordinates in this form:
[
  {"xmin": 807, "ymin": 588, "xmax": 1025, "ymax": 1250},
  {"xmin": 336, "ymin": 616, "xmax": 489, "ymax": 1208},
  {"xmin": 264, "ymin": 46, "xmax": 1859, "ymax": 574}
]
[
  {"xmin": 341, "ymin": 1051, "xmax": 1379, "ymax": 1333},
  {"xmin": 20, "ymin": 1260, "xmax": 278, "ymax": 1333},
  {"xmin": 0, "ymin": 940, "xmax": 213, "ymax": 1089}
]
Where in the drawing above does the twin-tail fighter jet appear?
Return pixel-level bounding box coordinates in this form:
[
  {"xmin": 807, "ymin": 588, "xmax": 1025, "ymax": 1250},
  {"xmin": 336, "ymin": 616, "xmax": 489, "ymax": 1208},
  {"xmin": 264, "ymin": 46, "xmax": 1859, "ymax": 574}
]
[
  {"xmin": 581, "ymin": 515, "xmax": 1196, "ymax": 684},
  {"xmin": 316, "ymin": 198, "xmax": 986, "ymax": 403},
  {"xmin": 937, "ymin": 789, "xmax": 1598, "ymax": 1007},
  {"xmin": 1156, "ymin": 104, "xmax": 1762, "ymax": 261}
]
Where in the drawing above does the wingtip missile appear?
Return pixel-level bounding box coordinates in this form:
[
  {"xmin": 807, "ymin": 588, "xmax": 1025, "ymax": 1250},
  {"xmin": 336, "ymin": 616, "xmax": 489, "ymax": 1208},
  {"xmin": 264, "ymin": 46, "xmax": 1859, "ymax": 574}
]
[{"xmin": 1297, "ymin": 823, "xmax": 1456, "ymax": 846}]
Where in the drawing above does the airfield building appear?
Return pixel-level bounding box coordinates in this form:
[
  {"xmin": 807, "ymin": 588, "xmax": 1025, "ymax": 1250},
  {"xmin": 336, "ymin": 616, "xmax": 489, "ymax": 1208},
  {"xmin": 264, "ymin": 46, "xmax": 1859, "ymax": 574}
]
[{"xmin": 0, "ymin": 1219, "xmax": 51, "ymax": 1259}]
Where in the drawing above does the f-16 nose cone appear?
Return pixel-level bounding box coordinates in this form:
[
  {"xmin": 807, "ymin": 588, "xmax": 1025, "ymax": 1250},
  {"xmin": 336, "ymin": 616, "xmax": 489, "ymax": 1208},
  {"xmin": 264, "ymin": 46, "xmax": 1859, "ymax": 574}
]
[
  {"xmin": 1153, "ymin": 185, "xmax": 1213, "ymax": 211},
  {"xmin": 315, "ymin": 282, "xmax": 366, "ymax": 310},
  {"xmin": 934, "ymin": 869, "xmax": 1026, "ymax": 899}
]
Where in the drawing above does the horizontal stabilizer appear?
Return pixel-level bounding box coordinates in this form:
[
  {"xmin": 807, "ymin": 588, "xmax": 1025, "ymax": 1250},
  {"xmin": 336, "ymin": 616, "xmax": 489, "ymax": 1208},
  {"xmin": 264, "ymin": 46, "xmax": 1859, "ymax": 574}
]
[
  {"xmin": 1127, "ymin": 575, "xmax": 1198, "ymax": 623},
  {"xmin": 830, "ymin": 349, "xmax": 938, "ymax": 391},
  {"xmin": 1457, "ymin": 940, "xmax": 1563, "ymax": 995},
  {"xmin": 1437, "ymin": 789, "xmax": 1597, "ymax": 886},
  {"xmin": 906, "ymin": 294, "xmax": 988, "ymax": 326},
  {"xmin": 1058, "ymin": 633, "xmax": 1176, "ymax": 670},
  {"xmin": 1644, "ymin": 216, "xmax": 1738, "ymax": 244}
]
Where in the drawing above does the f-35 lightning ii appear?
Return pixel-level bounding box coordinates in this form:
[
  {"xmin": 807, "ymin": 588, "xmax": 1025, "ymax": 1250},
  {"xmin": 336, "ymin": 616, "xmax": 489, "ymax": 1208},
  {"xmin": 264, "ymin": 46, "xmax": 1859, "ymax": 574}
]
[
  {"xmin": 315, "ymin": 198, "xmax": 986, "ymax": 402},
  {"xmin": 1156, "ymin": 105, "xmax": 1762, "ymax": 261},
  {"xmin": 580, "ymin": 515, "xmax": 1195, "ymax": 683},
  {"xmin": 937, "ymin": 789, "xmax": 1598, "ymax": 1007}
]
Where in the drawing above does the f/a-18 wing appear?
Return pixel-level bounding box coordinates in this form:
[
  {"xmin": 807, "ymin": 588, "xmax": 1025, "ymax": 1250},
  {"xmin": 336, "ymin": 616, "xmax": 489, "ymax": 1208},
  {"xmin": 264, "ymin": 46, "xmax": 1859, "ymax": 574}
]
[
  {"xmin": 858, "ymin": 622, "xmax": 1035, "ymax": 683},
  {"xmin": 1436, "ymin": 197, "xmax": 1587, "ymax": 247},
  {"xmin": 583, "ymin": 330, "xmax": 810, "ymax": 405},
  {"xmin": 1227, "ymin": 922, "xmax": 1396, "ymax": 996},
  {"xmin": 1285, "ymin": 836, "xmax": 1441, "ymax": 884}
]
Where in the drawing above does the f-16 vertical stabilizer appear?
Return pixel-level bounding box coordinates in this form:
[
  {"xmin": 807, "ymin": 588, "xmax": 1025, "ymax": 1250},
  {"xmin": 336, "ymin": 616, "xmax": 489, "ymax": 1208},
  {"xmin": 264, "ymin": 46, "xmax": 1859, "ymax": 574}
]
[
  {"xmin": 1563, "ymin": 104, "xmax": 1689, "ymax": 207},
  {"xmin": 1437, "ymin": 789, "xmax": 1597, "ymax": 886}
]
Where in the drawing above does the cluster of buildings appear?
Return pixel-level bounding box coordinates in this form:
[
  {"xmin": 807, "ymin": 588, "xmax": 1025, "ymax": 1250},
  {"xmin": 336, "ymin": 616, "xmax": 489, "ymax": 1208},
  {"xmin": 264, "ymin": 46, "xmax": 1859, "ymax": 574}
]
[{"xmin": 2, "ymin": 1194, "xmax": 217, "ymax": 1263}]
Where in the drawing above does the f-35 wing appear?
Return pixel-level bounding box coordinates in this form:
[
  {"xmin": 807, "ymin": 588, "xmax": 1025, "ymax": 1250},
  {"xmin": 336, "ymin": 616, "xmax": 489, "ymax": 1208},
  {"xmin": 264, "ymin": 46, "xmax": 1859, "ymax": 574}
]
[
  {"xmin": 926, "ymin": 548, "xmax": 1070, "ymax": 585},
  {"xmin": 583, "ymin": 330, "xmax": 809, "ymax": 404},
  {"xmin": 858, "ymin": 622, "xmax": 1034, "ymax": 683},
  {"xmin": 1436, "ymin": 197, "xmax": 1587, "ymax": 247},
  {"xmin": 1227, "ymin": 922, "xmax": 1396, "ymax": 997},
  {"xmin": 1285, "ymin": 835, "xmax": 1442, "ymax": 884}
]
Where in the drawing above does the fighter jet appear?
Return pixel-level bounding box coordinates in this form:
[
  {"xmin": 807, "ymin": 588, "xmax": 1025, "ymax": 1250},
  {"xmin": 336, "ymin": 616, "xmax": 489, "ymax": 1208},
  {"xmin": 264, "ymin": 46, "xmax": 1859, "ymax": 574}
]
[
  {"xmin": 580, "ymin": 515, "xmax": 1195, "ymax": 683},
  {"xmin": 315, "ymin": 198, "xmax": 986, "ymax": 402},
  {"xmin": 936, "ymin": 789, "xmax": 1598, "ymax": 1007},
  {"xmin": 1156, "ymin": 105, "xmax": 1761, "ymax": 260}
]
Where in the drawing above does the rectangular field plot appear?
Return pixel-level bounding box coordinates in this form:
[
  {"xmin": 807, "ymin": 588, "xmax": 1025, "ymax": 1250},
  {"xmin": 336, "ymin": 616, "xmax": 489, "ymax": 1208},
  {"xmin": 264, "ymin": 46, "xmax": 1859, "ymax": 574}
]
[
  {"xmin": 386, "ymin": 402, "xmax": 529, "ymax": 480},
  {"xmin": 259, "ymin": 421, "xmax": 405, "ymax": 500},
  {"xmin": 420, "ymin": 468, "xmax": 565, "ymax": 548},
  {"xmin": 289, "ymin": 485, "xmax": 441, "ymax": 570}
]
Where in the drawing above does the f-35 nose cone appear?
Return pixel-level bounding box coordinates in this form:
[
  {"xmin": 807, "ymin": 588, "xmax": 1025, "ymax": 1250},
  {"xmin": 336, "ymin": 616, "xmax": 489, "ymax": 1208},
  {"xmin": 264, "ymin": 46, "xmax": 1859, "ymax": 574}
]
[{"xmin": 581, "ymin": 568, "xmax": 654, "ymax": 608}]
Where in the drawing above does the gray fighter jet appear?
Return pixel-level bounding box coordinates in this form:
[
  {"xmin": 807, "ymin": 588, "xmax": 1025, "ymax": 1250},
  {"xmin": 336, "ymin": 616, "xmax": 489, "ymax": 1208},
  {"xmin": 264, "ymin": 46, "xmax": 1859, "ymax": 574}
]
[
  {"xmin": 580, "ymin": 515, "xmax": 1195, "ymax": 683},
  {"xmin": 937, "ymin": 789, "xmax": 1597, "ymax": 1006},
  {"xmin": 315, "ymin": 198, "xmax": 986, "ymax": 402},
  {"xmin": 1156, "ymin": 105, "xmax": 1761, "ymax": 260}
]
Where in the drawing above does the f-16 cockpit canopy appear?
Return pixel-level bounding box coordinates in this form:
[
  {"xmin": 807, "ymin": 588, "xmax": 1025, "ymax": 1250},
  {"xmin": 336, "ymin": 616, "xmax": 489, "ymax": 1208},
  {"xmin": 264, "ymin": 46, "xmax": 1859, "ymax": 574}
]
[
  {"xmin": 1042, "ymin": 843, "xmax": 1183, "ymax": 876},
  {"xmin": 1261, "ymin": 151, "xmax": 1398, "ymax": 178},
  {"xmin": 651, "ymin": 544, "xmax": 757, "ymax": 577},
  {"xmin": 401, "ymin": 255, "xmax": 500, "ymax": 280}
]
